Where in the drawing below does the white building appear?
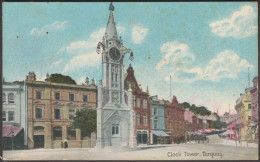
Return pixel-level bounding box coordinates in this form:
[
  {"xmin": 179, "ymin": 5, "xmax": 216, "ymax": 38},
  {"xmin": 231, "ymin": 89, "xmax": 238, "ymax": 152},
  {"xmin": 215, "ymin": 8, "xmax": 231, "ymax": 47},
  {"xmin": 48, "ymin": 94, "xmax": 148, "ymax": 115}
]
[
  {"xmin": 149, "ymin": 95, "xmax": 169, "ymax": 144},
  {"xmin": 2, "ymin": 81, "xmax": 28, "ymax": 147},
  {"xmin": 220, "ymin": 112, "xmax": 237, "ymax": 124},
  {"xmin": 96, "ymin": 3, "xmax": 136, "ymax": 148}
]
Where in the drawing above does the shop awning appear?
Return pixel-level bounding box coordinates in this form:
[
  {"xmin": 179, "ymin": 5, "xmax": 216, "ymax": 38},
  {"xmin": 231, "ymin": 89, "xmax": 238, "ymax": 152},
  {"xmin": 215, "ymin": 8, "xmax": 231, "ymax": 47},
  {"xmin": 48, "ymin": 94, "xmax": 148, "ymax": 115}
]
[
  {"xmin": 222, "ymin": 130, "xmax": 234, "ymax": 135},
  {"xmin": 151, "ymin": 130, "xmax": 170, "ymax": 137},
  {"xmin": 2, "ymin": 125, "xmax": 23, "ymax": 137}
]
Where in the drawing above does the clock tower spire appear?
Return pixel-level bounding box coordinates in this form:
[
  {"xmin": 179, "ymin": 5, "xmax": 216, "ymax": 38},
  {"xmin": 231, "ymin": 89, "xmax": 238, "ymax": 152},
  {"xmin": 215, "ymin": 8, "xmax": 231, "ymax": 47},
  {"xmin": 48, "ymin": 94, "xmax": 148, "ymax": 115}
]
[{"xmin": 106, "ymin": 2, "xmax": 118, "ymax": 41}]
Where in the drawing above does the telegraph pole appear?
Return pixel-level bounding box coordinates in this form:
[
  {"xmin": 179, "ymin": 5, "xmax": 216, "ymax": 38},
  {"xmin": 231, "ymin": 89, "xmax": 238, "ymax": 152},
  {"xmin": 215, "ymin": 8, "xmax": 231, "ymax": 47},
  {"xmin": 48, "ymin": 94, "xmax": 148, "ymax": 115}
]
[
  {"xmin": 248, "ymin": 67, "xmax": 250, "ymax": 88},
  {"xmin": 170, "ymin": 75, "xmax": 172, "ymax": 100}
]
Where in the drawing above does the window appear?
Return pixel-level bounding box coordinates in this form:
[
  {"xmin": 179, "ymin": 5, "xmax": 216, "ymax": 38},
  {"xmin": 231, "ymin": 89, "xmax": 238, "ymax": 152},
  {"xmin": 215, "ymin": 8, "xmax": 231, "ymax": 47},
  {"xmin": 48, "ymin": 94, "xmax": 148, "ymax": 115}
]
[
  {"xmin": 133, "ymin": 96, "xmax": 136, "ymax": 107},
  {"xmin": 136, "ymin": 114, "xmax": 141, "ymax": 125},
  {"xmin": 55, "ymin": 109, "xmax": 61, "ymax": 119},
  {"xmin": 112, "ymin": 124, "xmax": 119, "ymax": 135},
  {"xmin": 3, "ymin": 111, "xmax": 6, "ymax": 121},
  {"xmin": 34, "ymin": 126, "xmax": 44, "ymax": 131},
  {"xmin": 153, "ymin": 108, "xmax": 158, "ymax": 115},
  {"xmin": 143, "ymin": 100, "xmax": 147, "ymax": 109},
  {"xmin": 143, "ymin": 114, "xmax": 147, "ymax": 126},
  {"xmin": 55, "ymin": 92, "xmax": 60, "ymax": 100},
  {"xmin": 248, "ymin": 104, "xmax": 252, "ymax": 109},
  {"xmin": 3, "ymin": 93, "xmax": 6, "ymax": 103},
  {"xmin": 8, "ymin": 111, "xmax": 14, "ymax": 121},
  {"xmin": 69, "ymin": 109, "xmax": 75, "ymax": 120},
  {"xmin": 36, "ymin": 108, "xmax": 42, "ymax": 119},
  {"xmin": 69, "ymin": 94, "xmax": 74, "ymax": 102},
  {"xmin": 67, "ymin": 127, "xmax": 76, "ymax": 140},
  {"xmin": 8, "ymin": 93, "xmax": 15, "ymax": 103},
  {"xmin": 36, "ymin": 91, "xmax": 42, "ymax": 99},
  {"xmin": 154, "ymin": 119, "xmax": 158, "ymax": 129},
  {"xmin": 140, "ymin": 99, "xmax": 143, "ymax": 108},
  {"xmin": 137, "ymin": 98, "xmax": 140, "ymax": 108},
  {"xmin": 83, "ymin": 95, "xmax": 88, "ymax": 102},
  {"xmin": 53, "ymin": 126, "xmax": 62, "ymax": 140},
  {"xmin": 248, "ymin": 116, "xmax": 252, "ymax": 121}
]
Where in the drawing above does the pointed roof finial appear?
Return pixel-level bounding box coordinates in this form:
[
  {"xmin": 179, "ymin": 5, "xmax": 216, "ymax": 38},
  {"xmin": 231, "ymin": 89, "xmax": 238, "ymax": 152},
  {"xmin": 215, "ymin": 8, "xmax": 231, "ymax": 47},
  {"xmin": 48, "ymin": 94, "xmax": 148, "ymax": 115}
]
[
  {"xmin": 109, "ymin": 2, "xmax": 114, "ymax": 11},
  {"xmin": 146, "ymin": 86, "xmax": 149, "ymax": 95}
]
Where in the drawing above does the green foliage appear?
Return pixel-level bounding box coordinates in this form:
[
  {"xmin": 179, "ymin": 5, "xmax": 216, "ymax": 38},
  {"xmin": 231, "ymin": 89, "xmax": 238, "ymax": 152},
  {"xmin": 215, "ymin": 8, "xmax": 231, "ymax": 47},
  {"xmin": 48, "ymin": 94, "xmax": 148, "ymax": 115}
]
[
  {"xmin": 180, "ymin": 102, "xmax": 211, "ymax": 116},
  {"xmin": 48, "ymin": 73, "xmax": 76, "ymax": 85},
  {"xmin": 211, "ymin": 121, "xmax": 227, "ymax": 129},
  {"xmin": 74, "ymin": 109, "xmax": 97, "ymax": 137}
]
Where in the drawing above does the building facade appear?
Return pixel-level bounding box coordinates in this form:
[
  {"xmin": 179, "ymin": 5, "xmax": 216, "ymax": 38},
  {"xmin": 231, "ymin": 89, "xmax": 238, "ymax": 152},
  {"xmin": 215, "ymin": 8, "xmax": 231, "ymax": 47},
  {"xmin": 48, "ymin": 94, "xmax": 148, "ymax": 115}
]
[
  {"xmin": 124, "ymin": 64, "xmax": 150, "ymax": 145},
  {"xmin": 227, "ymin": 119, "xmax": 237, "ymax": 140},
  {"xmin": 184, "ymin": 108, "xmax": 200, "ymax": 132},
  {"xmin": 96, "ymin": 3, "xmax": 136, "ymax": 149},
  {"xmin": 235, "ymin": 88, "xmax": 253, "ymax": 141},
  {"xmin": 250, "ymin": 76, "xmax": 258, "ymax": 140},
  {"xmin": 149, "ymin": 95, "xmax": 168, "ymax": 144},
  {"xmin": 165, "ymin": 96, "xmax": 185, "ymax": 143},
  {"xmin": 26, "ymin": 72, "xmax": 97, "ymax": 149},
  {"xmin": 220, "ymin": 112, "xmax": 237, "ymax": 124},
  {"xmin": 2, "ymin": 81, "xmax": 28, "ymax": 148}
]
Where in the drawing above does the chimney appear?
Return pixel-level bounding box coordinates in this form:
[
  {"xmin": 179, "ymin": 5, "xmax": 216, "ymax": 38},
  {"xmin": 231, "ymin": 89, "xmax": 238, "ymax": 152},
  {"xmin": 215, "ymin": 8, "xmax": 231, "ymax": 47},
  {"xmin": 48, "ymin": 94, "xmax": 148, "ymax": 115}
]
[
  {"xmin": 85, "ymin": 77, "xmax": 89, "ymax": 86},
  {"xmin": 27, "ymin": 72, "xmax": 36, "ymax": 82},
  {"xmin": 92, "ymin": 78, "xmax": 96, "ymax": 86}
]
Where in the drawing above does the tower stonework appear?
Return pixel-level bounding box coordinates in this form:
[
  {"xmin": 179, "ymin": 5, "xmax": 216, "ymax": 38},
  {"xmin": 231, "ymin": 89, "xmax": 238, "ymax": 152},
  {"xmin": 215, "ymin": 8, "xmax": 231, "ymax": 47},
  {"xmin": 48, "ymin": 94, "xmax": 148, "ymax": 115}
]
[{"xmin": 96, "ymin": 3, "xmax": 136, "ymax": 149}]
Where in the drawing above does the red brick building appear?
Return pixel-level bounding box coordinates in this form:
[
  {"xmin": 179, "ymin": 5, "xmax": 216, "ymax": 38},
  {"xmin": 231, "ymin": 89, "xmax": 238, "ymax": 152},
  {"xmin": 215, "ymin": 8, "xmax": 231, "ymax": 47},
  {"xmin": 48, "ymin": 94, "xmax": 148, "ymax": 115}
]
[
  {"xmin": 124, "ymin": 64, "xmax": 150, "ymax": 145},
  {"xmin": 165, "ymin": 96, "xmax": 185, "ymax": 143}
]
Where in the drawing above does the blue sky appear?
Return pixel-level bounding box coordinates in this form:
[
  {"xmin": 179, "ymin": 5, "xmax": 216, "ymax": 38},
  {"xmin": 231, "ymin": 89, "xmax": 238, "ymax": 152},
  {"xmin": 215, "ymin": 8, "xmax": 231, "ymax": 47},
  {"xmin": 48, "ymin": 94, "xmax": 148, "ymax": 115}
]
[{"xmin": 3, "ymin": 2, "xmax": 258, "ymax": 115}]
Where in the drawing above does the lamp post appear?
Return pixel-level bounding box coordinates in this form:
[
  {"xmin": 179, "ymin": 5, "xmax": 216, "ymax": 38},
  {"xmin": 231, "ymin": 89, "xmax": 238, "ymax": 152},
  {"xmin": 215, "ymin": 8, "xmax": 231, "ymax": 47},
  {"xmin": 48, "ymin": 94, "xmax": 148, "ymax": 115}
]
[{"xmin": 11, "ymin": 130, "xmax": 14, "ymax": 150}]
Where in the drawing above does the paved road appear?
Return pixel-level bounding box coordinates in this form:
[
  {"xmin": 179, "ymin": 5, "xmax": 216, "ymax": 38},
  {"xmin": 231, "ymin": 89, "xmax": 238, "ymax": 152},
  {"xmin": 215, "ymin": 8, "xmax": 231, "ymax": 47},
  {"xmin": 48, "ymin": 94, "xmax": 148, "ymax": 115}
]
[{"xmin": 3, "ymin": 135, "xmax": 258, "ymax": 160}]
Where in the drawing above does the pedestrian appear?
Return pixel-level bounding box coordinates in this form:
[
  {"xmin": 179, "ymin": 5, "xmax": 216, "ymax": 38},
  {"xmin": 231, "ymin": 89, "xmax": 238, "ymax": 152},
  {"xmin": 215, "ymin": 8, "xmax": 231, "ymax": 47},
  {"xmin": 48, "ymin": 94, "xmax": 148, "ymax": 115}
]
[
  {"xmin": 60, "ymin": 142, "xmax": 63, "ymax": 149},
  {"xmin": 64, "ymin": 138, "xmax": 68, "ymax": 149}
]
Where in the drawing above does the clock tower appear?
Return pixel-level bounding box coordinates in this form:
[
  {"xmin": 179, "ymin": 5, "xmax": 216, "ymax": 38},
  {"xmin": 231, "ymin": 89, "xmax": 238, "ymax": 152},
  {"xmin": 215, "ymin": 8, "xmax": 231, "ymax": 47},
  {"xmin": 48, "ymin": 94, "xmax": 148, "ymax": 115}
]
[{"xmin": 96, "ymin": 3, "xmax": 136, "ymax": 149}]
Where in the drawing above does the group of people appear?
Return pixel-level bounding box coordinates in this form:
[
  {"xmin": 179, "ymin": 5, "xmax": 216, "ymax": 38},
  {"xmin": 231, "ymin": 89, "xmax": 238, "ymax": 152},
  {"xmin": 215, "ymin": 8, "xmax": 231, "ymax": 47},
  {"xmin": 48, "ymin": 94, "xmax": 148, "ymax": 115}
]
[{"xmin": 60, "ymin": 138, "xmax": 69, "ymax": 149}]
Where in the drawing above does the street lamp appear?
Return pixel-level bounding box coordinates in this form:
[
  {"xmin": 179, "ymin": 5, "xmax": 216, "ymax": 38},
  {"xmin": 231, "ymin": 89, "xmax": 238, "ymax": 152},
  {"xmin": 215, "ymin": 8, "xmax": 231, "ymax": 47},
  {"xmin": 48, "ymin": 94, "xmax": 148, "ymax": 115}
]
[
  {"xmin": 129, "ymin": 52, "xmax": 134, "ymax": 61},
  {"xmin": 11, "ymin": 130, "xmax": 14, "ymax": 150}
]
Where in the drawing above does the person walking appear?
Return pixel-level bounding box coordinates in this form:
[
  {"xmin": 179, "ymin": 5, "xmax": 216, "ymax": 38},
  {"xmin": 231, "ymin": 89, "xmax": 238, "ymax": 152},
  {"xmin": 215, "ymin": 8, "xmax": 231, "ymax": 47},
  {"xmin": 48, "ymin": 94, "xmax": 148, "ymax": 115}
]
[{"xmin": 64, "ymin": 138, "xmax": 68, "ymax": 149}]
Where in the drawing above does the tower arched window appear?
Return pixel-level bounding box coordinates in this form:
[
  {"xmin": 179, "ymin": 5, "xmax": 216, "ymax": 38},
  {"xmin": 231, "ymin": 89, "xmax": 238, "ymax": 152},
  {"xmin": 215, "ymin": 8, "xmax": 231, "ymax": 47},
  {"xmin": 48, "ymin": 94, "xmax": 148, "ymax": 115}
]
[{"xmin": 8, "ymin": 93, "xmax": 15, "ymax": 104}]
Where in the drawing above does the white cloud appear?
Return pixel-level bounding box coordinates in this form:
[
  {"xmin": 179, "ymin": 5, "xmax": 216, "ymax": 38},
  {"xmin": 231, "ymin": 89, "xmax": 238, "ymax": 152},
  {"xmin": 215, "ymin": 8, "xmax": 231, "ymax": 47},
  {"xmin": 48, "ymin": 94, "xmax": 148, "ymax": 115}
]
[
  {"xmin": 77, "ymin": 77, "xmax": 86, "ymax": 85},
  {"xmin": 63, "ymin": 52, "xmax": 100, "ymax": 73},
  {"xmin": 63, "ymin": 26, "xmax": 126, "ymax": 73},
  {"xmin": 31, "ymin": 21, "xmax": 69, "ymax": 36},
  {"xmin": 132, "ymin": 25, "xmax": 149, "ymax": 44},
  {"xmin": 210, "ymin": 5, "xmax": 257, "ymax": 38},
  {"xmin": 50, "ymin": 59, "xmax": 63, "ymax": 68},
  {"xmin": 203, "ymin": 50, "xmax": 252, "ymax": 81},
  {"xmin": 156, "ymin": 41, "xmax": 195, "ymax": 70},
  {"xmin": 156, "ymin": 41, "xmax": 252, "ymax": 82}
]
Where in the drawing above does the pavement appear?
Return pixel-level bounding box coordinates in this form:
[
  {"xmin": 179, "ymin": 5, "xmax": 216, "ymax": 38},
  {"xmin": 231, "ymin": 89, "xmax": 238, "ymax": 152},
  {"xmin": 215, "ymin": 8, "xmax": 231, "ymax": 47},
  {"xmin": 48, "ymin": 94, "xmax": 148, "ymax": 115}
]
[{"xmin": 3, "ymin": 135, "xmax": 259, "ymax": 160}]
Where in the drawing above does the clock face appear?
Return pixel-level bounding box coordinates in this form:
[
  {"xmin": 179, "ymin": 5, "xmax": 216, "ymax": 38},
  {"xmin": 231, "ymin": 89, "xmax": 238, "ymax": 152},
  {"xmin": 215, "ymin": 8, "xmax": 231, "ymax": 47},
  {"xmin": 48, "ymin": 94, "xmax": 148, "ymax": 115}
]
[{"xmin": 109, "ymin": 47, "xmax": 121, "ymax": 61}]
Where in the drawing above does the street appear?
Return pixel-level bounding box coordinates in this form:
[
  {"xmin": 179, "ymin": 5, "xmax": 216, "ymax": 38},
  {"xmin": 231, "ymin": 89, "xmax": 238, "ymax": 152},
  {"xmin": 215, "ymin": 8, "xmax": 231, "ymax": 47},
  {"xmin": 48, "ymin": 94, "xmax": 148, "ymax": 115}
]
[{"xmin": 3, "ymin": 135, "xmax": 258, "ymax": 160}]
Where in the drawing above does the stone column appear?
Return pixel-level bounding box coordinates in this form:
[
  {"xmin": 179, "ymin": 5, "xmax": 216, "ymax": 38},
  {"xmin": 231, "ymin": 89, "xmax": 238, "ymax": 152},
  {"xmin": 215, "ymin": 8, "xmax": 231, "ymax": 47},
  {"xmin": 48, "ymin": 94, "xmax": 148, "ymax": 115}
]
[
  {"xmin": 96, "ymin": 85, "xmax": 104, "ymax": 149},
  {"xmin": 108, "ymin": 63, "xmax": 112, "ymax": 103},
  {"xmin": 128, "ymin": 89, "xmax": 137, "ymax": 148}
]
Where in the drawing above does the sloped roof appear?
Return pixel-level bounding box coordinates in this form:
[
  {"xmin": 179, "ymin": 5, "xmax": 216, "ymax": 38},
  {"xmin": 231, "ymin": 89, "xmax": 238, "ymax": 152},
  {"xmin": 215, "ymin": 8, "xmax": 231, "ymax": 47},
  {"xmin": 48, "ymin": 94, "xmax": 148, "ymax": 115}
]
[{"xmin": 2, "ymin": 125, "xmax": 23, "ymax": 137}]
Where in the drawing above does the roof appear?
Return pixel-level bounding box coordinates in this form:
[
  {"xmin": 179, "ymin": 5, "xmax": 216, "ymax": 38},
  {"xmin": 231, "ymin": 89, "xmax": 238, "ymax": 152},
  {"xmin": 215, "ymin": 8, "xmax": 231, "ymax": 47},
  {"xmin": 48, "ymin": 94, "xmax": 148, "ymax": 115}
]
[
  {"xmin": 2, "ymin": 125, "xmax": 23, "ymax": 137},
  {"xmin": 105, "ymin": 4, "xmax": 118, "ymax": 41}
]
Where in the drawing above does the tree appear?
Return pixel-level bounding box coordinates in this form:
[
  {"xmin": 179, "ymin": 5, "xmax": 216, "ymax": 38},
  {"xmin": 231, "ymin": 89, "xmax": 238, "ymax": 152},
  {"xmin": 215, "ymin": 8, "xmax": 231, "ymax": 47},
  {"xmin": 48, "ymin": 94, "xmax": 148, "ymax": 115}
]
[
  {"xmin": 180, "ymin": 102, "xmax": 211, "ymax": 116},
  {"xmin": 47, "ymin": 73, "xmax": 76, "ymax": 85},
  {"xmin": 74, "ymin": 109, "xmax": 97, "ymax": 137},
  {"xmin": 180, "ymin": 102, "xmax": 191, "ymax": 109},
  {"xmin": 211, "ymin": 121, "xmax": 227, "ymax": 129}
]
